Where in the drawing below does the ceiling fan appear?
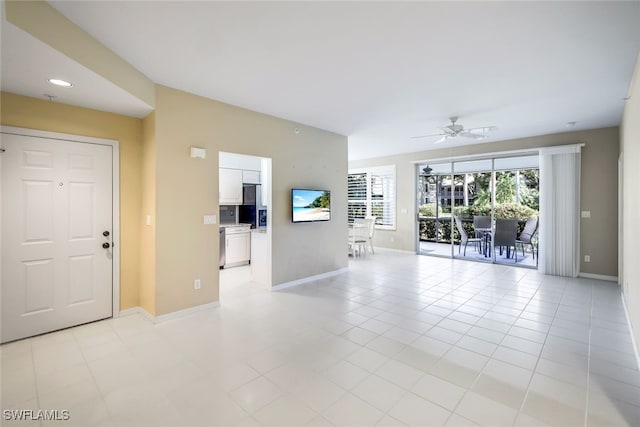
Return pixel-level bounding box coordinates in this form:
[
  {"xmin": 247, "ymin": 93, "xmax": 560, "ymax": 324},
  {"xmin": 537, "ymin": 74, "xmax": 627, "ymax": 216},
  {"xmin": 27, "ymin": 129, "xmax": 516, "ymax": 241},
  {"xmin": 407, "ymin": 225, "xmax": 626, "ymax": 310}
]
[{"xmin": 411, "ymin": 117, "xmax": 497, "ymax": 143}]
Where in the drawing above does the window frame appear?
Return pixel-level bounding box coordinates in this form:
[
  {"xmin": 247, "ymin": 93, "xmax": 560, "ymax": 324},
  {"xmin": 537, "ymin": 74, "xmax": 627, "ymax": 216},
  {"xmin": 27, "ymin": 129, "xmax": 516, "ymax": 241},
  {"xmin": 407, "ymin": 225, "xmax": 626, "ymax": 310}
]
[{"xmin": 348, "ymin": 165, "xmax": 396, "ymax": 230}]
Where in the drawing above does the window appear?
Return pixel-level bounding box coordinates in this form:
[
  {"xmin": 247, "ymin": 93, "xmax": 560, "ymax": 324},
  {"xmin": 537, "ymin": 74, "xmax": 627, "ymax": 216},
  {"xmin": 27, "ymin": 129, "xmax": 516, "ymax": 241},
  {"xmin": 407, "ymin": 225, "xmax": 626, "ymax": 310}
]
[{"xmin": 348, "ymin": 165, "xmax": 396, "ymax": 229}]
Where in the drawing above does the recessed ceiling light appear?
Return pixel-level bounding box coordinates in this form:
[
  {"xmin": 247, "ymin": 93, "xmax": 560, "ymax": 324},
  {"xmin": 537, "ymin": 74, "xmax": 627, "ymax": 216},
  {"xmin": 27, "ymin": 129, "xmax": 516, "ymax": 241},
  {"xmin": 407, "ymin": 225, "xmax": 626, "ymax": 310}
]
[{"xmin": 48, "ymin": 78, "xmax": 73, "ymax": 87}]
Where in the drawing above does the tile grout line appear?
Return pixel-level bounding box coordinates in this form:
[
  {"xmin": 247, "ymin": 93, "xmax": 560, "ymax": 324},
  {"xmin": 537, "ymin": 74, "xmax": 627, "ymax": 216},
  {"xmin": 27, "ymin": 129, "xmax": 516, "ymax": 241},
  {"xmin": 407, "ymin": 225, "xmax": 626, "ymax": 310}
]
[
  {"xmin": 28, "ymin": 338, "xmax": 43, "ymax": 427},
  {"xmin": 584, "ymin": 283, "xmax": 593, "ymax": 427},
  {"xmin": 620, "ymin": 292, "xmax": 640, "ymax": 371},
  {"xmin": 440, "ymin": 274, "xmax": 536, "ymax": 426},
  {"xmin": 514, "ymin": 278, "xmax": 565, "ymax": 425},
  {"xmin": 72, "ymin": 322, "xmax": 117, "ymax": 426}
]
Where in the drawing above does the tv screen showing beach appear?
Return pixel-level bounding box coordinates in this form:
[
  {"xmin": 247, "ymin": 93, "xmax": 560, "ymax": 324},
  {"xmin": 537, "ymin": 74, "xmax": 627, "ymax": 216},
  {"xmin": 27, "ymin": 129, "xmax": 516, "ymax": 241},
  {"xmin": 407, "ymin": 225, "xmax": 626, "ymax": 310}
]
[{"xmin": 292, "ymin": 189, "xmax": 331, "ymax": 222}]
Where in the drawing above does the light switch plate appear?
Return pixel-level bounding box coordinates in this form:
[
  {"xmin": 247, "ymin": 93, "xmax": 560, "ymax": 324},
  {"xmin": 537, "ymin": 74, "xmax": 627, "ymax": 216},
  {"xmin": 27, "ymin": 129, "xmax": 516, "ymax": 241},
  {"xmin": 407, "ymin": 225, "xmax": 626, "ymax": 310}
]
[
  {"xmin": 145, "ymin": 215, "xmax": 152, "ymax": 226},
  {"xmin": 190, "ymin": 146, "xmax": 206, "ymax": 159},
  {"xmin": 204, "ymin": 214, "xmax": 216, "ymax": 225},
  {"xmin": 581, "ymin": 211, "xmax": 591, "ymax": 218}
]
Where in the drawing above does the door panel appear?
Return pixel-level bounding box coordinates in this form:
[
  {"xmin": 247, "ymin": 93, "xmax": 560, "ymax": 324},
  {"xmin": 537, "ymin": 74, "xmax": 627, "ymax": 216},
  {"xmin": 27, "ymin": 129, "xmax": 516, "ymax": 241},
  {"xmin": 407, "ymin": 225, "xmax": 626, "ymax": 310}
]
[
  {"xmin": 69, "ymin": 182, "xmax": 95, "ymax": 239},
  {"xmin": 1, "ymin": 133, "xmax": 113, "ymax": 343},
  {"xmin": 24, "ymin": 259, "xmax": 55, "ymax": 314},
  {"xmin": 24, "ymin": 180, "xmax": 55, "ymax": 242},
  {"xmin": 69, "ymin": 255, "xmax": 96, "ymax": 304}
]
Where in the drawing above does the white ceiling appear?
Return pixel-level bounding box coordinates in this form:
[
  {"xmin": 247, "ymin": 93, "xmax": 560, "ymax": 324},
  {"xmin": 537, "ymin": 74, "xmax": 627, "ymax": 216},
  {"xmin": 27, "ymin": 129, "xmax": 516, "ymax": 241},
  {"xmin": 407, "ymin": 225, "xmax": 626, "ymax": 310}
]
[{"xmin": 2, "ymin": 1, "xmax": 639, "ymax": 160}]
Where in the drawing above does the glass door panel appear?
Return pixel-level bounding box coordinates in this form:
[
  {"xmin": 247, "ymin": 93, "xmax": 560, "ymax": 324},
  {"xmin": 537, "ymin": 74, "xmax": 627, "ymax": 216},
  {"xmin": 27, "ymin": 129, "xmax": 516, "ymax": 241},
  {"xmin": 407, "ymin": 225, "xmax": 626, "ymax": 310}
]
[
  {"xmin": 492, "ymin": 157, "xmax": 539, "ymax": 266},
  {"xmin": 452, "ymin": 167, "xmax": 493, "ymax": 262},
  {"xmin": 417, "ymin": 163, "xmax": 452, "ymax": 257}
]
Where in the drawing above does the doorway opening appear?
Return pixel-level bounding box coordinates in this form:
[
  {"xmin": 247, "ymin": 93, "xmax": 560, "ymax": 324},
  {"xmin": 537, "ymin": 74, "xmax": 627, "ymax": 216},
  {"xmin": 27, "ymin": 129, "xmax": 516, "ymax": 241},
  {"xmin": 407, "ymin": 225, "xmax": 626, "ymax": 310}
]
[
  {"xmin": 218, "ymin": 152, "xmax": 272, "ymax": 300},
  {"xmin": 417, "ymin": 155, "xmax": 539, "ymax": 268}
]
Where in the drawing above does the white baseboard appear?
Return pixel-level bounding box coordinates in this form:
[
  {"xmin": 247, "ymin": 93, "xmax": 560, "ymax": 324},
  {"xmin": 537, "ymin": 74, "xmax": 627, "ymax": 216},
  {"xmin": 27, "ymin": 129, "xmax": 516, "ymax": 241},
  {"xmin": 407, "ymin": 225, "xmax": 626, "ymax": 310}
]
[
  {"xmin": 119, "ymin": 301, "xmax": 220, "ymax": 324},
  {"xmin": 272, "ymin": 267, "xmax": 349, "ymax": 291},
  {"xmin": 118, "ymin": 306, "xmax": 154, "ymax": 321},
  {"xmin": 621, "ymin": 293, "xmax": 640, "ymax": 370},
  {"xmin": 578, "ymin": 272, "xmax": 619, "ymax": 282}
]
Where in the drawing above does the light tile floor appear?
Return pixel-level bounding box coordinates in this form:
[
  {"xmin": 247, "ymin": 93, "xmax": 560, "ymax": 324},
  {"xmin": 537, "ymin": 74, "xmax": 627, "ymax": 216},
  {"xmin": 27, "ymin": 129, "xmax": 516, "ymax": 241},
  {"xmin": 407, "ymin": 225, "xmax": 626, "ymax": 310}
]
[{"xmin": 2, "ymin": 250, "xmax": 639, "ymax": 426}]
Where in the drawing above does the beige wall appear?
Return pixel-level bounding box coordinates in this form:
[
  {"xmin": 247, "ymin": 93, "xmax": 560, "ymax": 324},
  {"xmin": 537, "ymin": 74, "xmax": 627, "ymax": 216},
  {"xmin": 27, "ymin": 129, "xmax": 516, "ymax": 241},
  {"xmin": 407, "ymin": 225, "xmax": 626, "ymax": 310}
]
[
  {"xmin": 621, "ymin": 54, "xmax": 640, "ymax": 346},
  {"xmin": 350, "ymin": 127, "xmax": 619, "ymax": 277},
  {"xmin": 152, "ymin": 86, "xmax": 348, "ymax": 315},
  {"xmin": 140, "ymin": 112, "xmax": 157, "ymax": 315},
  {"xmin": 0, "ymin": 89, "xmax": 348, "ymax": 318},
  {"xmin": 0, "ymin": 92, "xmax": 143, "ymax": 310}
]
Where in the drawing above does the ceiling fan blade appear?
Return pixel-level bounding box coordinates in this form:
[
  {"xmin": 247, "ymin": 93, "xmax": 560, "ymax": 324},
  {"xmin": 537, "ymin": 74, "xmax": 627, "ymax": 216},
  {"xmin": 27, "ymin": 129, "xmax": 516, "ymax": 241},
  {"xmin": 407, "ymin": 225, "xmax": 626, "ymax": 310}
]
[
  {"xmin": 433, "ymin": 136, "xmax": 448, "ymax": 144},
  {"xmin": 466, "ymin": 126, "xmax": 497, "ymax": 133},
  {"xmin": 410, "ymin": 133, "xmax": 446, "ymax": 140},
  {"xmin": 458, "ymin": 132, "xmax": 486, "ymax": 140}
]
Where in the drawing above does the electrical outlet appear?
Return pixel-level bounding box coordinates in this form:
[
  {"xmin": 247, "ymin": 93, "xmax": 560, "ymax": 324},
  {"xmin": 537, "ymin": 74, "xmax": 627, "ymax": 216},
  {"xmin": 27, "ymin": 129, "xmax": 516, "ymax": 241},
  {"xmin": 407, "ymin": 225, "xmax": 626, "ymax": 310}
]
[
  {"xmin": 584, "ymin": 255, "xmax": 591, "ymax": 263},
  {"xmin": 194, "ymin": 279, "xmax": 201, "ymax": 289}
]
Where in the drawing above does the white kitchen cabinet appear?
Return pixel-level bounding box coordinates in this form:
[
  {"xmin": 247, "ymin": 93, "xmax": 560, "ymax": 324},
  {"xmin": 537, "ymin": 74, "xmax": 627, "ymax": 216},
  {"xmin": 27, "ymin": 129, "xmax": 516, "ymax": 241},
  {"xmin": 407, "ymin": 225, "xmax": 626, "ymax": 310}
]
[
  {"xmin": 242, "ymin": 170, "xmax": 261, "ymax": 184},
  {"xmin": 219, "ymin": 168, "xmax": 243, "ymax": 205},
  {"xmin": 225, "ymin": 232, "xmax": 250, "ymax": 266}
]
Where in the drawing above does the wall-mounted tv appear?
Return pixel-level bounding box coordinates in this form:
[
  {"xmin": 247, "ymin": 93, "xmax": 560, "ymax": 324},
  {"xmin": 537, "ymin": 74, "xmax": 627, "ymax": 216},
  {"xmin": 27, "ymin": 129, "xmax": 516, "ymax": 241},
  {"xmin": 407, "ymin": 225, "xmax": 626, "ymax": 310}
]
[{"xmin": 292, "ymin": 189, "xmax": 331, "ymax": 223}]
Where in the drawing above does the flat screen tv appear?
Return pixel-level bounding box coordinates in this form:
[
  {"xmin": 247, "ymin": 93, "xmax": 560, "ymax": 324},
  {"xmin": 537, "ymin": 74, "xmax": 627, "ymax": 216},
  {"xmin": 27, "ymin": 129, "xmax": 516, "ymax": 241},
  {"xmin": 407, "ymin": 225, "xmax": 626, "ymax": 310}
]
[{"xmin": 292, "ymin": 189, "xmax": 331, "ymax": 223}]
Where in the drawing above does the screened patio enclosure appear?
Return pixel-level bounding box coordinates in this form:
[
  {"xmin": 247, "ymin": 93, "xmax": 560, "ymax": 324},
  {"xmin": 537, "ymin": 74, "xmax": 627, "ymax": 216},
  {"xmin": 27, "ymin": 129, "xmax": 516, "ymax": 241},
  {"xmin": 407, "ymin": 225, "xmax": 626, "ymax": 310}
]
[{"xmin": 417, "ymin": 155, "xmax": 540, "ymax": 268}]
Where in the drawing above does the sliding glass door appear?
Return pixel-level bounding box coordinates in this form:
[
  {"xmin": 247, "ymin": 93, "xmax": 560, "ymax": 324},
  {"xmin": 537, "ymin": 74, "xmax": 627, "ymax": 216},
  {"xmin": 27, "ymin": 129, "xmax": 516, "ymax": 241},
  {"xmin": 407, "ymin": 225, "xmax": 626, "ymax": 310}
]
[{"xmin": 416, "ymin": 155, "xmax": 539, "ymax": 268}]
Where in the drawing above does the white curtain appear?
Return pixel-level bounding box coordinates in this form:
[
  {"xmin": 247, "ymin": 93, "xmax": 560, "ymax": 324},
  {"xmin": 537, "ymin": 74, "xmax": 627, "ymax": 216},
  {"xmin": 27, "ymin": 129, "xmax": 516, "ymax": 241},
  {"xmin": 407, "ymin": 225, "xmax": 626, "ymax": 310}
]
[{"xmin": 539, "ymin": 145, "xmax": 582, "ymax": 277}]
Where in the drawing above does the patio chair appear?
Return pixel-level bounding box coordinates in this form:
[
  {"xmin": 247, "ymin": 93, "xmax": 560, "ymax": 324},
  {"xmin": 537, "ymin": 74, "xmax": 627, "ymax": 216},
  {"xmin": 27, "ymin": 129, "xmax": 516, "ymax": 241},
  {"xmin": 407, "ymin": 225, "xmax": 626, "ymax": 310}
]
[
  {"xmin": 364, "ymin": 216, "xmax": 377, "ymax": 254},
  {"xmin": 473, "ymin": 215, "xmax": 492, "ymax": 254},
  {"xmin": 516, "ymin": 216, "xmax": 538, "ymax": 259},
  {"xmin": 473, "ymin": 215, "xmax": 491, "ymax": 237},
  {"xmin": 454, "ymin": 216, "xmax": 483, "ymax": 256},
  {"xmin": 348, "ymin": 219, "xmax": 369, "ymax": 257},
  {"xmin": 494, "ymin": 219, "xmax": 518, "ymax": 261}
]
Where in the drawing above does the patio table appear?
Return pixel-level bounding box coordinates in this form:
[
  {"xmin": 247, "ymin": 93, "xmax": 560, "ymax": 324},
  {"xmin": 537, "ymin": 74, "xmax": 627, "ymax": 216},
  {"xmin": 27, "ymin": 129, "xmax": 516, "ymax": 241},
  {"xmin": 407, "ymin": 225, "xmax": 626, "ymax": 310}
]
[{"xmin": 475, "ymin": 227, "xmax": 492, "ymax": 257}]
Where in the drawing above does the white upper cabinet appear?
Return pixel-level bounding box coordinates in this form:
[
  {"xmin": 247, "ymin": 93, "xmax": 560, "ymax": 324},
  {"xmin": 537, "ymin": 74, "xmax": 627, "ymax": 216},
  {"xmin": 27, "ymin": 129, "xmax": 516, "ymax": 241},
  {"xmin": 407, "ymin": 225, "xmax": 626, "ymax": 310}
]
[
  {"xmin": 219, "ymin": 168, "xmax": 243, "ymax": 205},
  {"xmin": 242, "ymin": 170, "xmax": 260, "ymax": 184}
]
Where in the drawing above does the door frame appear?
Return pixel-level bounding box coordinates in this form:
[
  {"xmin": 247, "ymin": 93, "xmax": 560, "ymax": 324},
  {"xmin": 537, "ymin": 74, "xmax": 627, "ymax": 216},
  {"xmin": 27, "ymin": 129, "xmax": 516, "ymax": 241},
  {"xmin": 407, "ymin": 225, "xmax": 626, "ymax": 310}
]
[{"xmin": 1, "ymin": 126, "xmax": 121, "ymax": 318}]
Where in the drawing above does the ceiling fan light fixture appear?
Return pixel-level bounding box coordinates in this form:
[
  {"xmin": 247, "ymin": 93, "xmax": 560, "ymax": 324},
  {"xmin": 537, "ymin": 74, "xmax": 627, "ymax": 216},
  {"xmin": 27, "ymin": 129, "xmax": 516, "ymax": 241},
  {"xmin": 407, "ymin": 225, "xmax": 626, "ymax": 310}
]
[
  {"xmin": 48, "ymin": 78, "xmax": 73, "ymax": 87},
  {"xmin": 411, "ymin": 117, "xmax": 496, "ymax": 142}
]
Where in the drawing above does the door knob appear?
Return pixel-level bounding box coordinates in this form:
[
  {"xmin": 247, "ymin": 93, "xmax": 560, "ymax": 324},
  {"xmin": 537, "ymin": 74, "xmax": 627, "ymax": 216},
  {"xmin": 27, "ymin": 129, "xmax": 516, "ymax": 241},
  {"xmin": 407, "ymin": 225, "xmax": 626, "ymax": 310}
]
[
  {"xmin": 102, "ymin": 242, "xmax": 110, "ymax": 249},
  {"xmin": 103, "ymin": 231, "xmax": 110, "ymax": 237}
]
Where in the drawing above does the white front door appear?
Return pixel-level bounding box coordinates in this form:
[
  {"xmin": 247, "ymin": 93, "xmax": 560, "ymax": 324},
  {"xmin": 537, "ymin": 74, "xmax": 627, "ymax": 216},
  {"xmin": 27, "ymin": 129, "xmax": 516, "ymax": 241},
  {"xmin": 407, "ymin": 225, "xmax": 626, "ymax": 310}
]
[{"xmin": 1, "ymin": 133, "xmax": 113, "ymax": 343}]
